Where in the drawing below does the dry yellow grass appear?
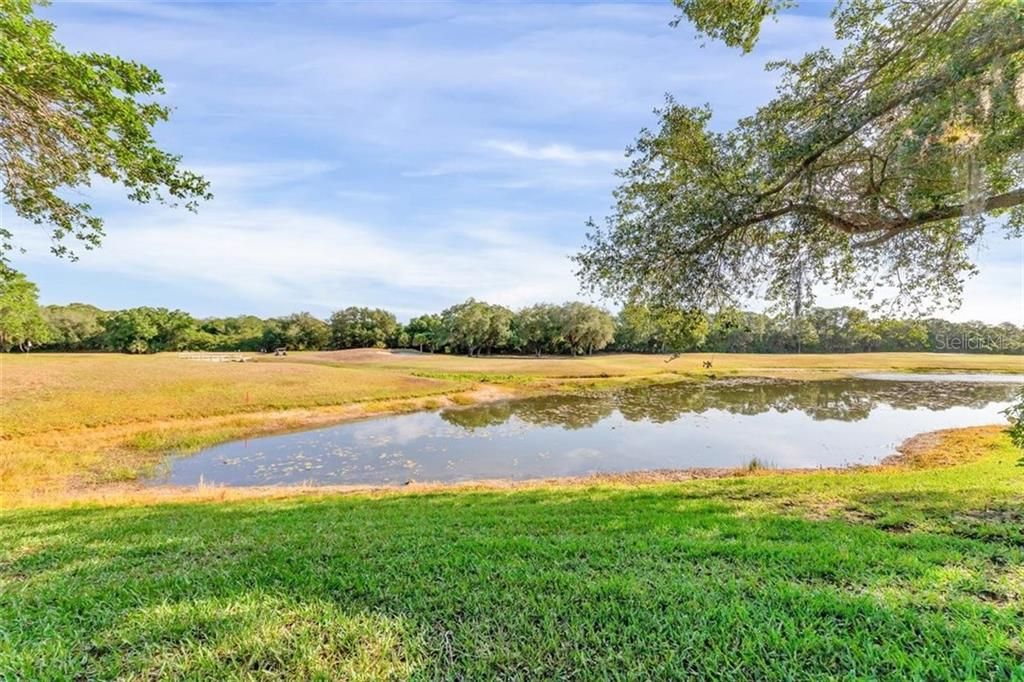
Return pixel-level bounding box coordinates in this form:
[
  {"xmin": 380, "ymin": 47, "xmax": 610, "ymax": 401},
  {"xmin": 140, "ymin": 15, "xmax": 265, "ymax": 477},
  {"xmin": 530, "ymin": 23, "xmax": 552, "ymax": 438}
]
[
  {"xmin": 0, "ymin": 350, "xmax": 1021, "ymax": 502},
  {"xmin": 306, "ymin": 348, "xmax": 1024, "ymax": 377},
  {"xmin": 0, "ymin": 353, "xmax": 461, "ymax": 436},
  {"xmin": 0, "ymin": 353, "xmax": 464, "ymax": 498}
]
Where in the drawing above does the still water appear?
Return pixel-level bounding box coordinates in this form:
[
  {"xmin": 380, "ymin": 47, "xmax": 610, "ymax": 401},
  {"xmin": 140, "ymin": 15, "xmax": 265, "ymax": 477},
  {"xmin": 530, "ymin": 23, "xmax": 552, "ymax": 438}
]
[{"xmin": 152, "ymin": 375, "xmax": 1023, "ymax": 487}]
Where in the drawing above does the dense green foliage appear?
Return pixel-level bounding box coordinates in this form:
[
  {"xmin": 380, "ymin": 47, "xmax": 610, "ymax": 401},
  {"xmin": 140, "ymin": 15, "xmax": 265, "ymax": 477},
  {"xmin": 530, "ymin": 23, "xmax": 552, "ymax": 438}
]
[
  {"xmin": 2, "ymin": 436, "xmax": 1021, "ymax": 678},
  {"xmin": 4, "ymin": 271, "xmax": 1022, "ymax": 355},
  {"xmin": 0, "ymin": 270, "xmax": 48, "ymax": 351},
  {"xmin": 38, "ymin": 302, "xmax": 103, "ymax": 351},
  {"xmin": 8, "ymin": 289, "xmax": 1024, "ymax": 356},
  {"xmin": 578, "ymin": 0, "xmax": 1024, "ymax": 313},
  {"xmin": 613, "ymin": 304, "xmax": 1024, "ymax": 355},
  {"xmin": 438, "ymin": 299, "xmax": 514, "ymax": 356},
  {"xmin": 615, "ymin": 303, "xmax": 710, "ymax": 354},
  {"xmin": 260, "ymin": 313, "xmax": 330, "ymax": 352},
  {"xmin": 0, "ymin": 0, "xmax": 209, "ymax": 261},
  {"xmin": 101, "ymin": 307, "xmax": 196, "ymax": 354},
  {"xmin": 330, "ymin": 307, "xmax": 400, "ymax": 349},
  {"xmin": 514, "ymin": 303, "xmax": 564, "ymax": 357},
  {"xmin": 196, "ymin": 315, "xmax": 266, "ymax": 352},
  {"xmin": 1004, "ymin": 390, "xmax": 1024, "ymax": 465},
  {"xmin": 405, "ymin": 314, "xmax": 444, "ymax": 353},
  {"xmin": 559, "ymin": 301, "xmax": 617, "ymax": 356},
  {"xmin": 431, "ymin": 299, "xmax": 617, "ymax": 357}
]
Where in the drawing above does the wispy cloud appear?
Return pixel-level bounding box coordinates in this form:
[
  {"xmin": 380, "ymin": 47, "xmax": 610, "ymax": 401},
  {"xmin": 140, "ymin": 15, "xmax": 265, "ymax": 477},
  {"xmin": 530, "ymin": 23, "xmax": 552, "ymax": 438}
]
[
  {"xmin": 482, "ymin": 140, "xmax": 621, "ymax": 166},
  {"xmin": 15, "ymin": 202, "xmax": 585, "ymax": 317}
]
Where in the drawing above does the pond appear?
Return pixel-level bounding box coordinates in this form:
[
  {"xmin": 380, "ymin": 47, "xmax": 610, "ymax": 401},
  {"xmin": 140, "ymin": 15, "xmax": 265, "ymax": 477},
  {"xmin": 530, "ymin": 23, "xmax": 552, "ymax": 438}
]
[{"xmin": 150, "ymin": 374, "xmax": 1024, "ymax": 487}]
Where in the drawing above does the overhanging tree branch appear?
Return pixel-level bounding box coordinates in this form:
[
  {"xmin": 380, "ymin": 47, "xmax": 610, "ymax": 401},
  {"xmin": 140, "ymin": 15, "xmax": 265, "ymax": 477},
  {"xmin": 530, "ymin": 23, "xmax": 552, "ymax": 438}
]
[{"xmin": 576, "ymin": 0, "xmax": 1024, "ymax": 313}]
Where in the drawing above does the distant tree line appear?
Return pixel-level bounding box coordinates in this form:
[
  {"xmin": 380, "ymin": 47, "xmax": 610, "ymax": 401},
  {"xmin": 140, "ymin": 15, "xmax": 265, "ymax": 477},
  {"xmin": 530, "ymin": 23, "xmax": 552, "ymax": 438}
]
[
  {"xmin": 19, "ymin": 298, "xmax": 619, "ymax": 356},
  {"xmin": 1, "ymin": 272, "xmax": 1021, "ymax": 355}
]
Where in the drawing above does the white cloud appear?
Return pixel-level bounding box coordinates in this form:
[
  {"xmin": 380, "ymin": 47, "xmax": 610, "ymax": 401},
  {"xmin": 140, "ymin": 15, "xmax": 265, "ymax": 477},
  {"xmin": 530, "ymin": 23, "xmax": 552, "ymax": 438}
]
[
  {"xmin": 16, "ymin": 203, "xmax": 583, "ymax": 316},
  {"xmin": 482, "ymin": 140, "xmax": 620, "ymax": 166},
  {"xmin": 399, "ymin": 149, "xmax": 621, "ymax": 189}
]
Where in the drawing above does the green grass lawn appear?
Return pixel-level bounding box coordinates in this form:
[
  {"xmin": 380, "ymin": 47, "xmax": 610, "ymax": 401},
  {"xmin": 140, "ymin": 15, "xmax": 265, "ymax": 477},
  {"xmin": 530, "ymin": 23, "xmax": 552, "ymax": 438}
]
[{"xmin": 2, "ymin": 429, "xmax": 1021, "ymax": 680}]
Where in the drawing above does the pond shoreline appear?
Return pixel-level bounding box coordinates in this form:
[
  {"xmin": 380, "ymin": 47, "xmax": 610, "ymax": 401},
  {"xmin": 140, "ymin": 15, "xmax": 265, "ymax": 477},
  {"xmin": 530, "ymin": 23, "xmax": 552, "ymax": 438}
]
[
  {"xmin": 136, "ymin": 369, "xmax": 1024, "ymax": 479},
  {"xmin": 6, "ymin": 359, "xmax": 1020, "ymax": 507},
  {"xmin": 23, "ymin": 424, "xmax": 1009, "ymax": 509},
  {"xmin": 147, "ymin": 372, "xmax": 1020, "ymax": 490}
]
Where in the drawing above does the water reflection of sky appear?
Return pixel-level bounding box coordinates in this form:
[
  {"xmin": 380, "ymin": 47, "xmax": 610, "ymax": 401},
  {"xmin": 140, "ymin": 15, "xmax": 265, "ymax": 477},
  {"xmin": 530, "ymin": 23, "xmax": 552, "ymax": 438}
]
[
  {"xmin": 151, "ymin": 376, "xmax": 1023, "ymax": 487},
  {"xmin": 857, "ymin": 372, "xmax": 1024, "ymax": 383}
]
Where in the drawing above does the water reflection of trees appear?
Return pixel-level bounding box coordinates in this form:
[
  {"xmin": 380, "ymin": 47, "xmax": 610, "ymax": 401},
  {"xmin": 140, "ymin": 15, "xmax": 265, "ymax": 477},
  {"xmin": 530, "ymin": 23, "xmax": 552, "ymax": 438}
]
[
  {"xmin": 441, "ymin": 396, "xmax": 615, "ymax": 431},
  {"xmin": 440, "ymin": 379, "xmax": 1019, "ymax": 431}
]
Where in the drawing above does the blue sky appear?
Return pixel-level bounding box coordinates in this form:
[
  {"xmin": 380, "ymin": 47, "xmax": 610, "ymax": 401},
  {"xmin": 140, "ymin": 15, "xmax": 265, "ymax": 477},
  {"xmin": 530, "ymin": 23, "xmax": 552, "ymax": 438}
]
[{"xmin": 8, "ymin": 0, "xmax": 1022, "ymax": 323}]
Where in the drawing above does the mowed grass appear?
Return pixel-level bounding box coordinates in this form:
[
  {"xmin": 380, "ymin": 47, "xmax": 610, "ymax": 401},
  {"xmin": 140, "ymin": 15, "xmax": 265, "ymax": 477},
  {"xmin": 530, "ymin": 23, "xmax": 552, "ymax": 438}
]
[
  {"xmin": 1, "ymin": 428, "xmax": 1021, "ymax": 679},
  {"xmin": 1, "ymin": 350, "xmax": 1022, "ymax": 498}
]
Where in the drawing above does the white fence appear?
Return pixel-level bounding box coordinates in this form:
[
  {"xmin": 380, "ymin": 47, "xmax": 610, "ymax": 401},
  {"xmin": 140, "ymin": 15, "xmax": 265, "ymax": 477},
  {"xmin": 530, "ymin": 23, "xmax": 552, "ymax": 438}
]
[{"xmin": 177, "ymin": 352, "xmax": 252, "ymax": 363}]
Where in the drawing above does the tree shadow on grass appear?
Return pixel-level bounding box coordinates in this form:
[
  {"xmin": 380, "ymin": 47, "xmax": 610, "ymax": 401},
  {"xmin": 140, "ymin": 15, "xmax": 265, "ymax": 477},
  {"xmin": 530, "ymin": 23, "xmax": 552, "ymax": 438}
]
[{"xmin": 1, "ymin": 489, "xmax": 1022, "ymax": 679}]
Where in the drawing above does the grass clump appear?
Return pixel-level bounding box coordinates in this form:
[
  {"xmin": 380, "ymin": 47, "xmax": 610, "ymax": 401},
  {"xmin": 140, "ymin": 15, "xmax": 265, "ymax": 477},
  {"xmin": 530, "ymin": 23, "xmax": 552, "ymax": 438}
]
[
  {"xmin": 410, "ymin": 370, "xmax": 540, "ymax": 385},
  {"xmin": 745, "ymin": 456, "xmax": 775, "ymax": 471},
  {"xmin": 127, "ymin": 430, "xmax": 222, "ymax": 453}
]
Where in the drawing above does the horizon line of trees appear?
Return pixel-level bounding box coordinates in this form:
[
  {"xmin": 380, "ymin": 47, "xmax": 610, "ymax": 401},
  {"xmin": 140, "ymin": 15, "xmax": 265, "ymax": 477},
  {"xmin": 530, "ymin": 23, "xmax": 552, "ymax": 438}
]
[{"xmin": 2, "ymin": 272, "xmax": 1022, "ymax": 356}]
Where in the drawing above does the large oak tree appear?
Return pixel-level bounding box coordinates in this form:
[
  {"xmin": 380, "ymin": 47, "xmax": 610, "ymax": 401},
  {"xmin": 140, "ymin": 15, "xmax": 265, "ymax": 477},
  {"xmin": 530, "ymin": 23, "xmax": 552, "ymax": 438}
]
[{"xmin": 576, "ymin": 0, "xmax": 1024, "ymax": 314}]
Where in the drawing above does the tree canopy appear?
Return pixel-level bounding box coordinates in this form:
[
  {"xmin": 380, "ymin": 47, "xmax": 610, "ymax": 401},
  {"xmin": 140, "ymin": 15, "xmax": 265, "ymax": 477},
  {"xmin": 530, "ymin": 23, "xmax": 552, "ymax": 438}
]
[
  {"xmin": 616, "ymin": 303, "xmax": 709, "ymax": 354},
  {"xmin": 261, "ymin": 313, "xmax": 330, "ymax": 352},
  {"xmin": 7, "ymin": 294, "xmax": 1024, "ymax": 356},
  {"xmin": 0, "ymin": 0, "xmax": 209, "ymax": 261},
  {"xmin": 5, "ymin": 273, "xmax": 1022, "ymax": 356},
  {"xmin": 101, "ymin": 307, "xmax": 196, "ymax": 354},
  {"xmin": 577, "ymin": 0, "xmax": 1024, "ymax": 314},
  {"xmin": 558, "ymin": 302, "xmax": 617, "ymax": 356},
  {"xmin": 439, "ymin": 299, "xmax": 514, "ymax": 357},
  {"xmin": 0, "ymin": 270, "xmax": 47, "ymax": 350},
  {"xmin": 514, "ymin": 304, "xmax": 563, "ymax": 357},
  {"xmin": 406, "ymin": 314, "xmax": 443, "ymax": 353},
  {"xmin": 330, "ymin": 307, "xmax": 400, "ymax": 349}
]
